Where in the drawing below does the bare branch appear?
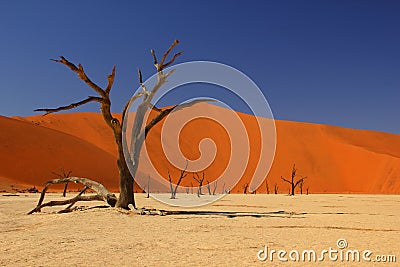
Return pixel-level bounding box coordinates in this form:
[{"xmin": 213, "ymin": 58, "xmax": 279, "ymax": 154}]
[
  {"xmin": 138, "ymin": 69, "xmax": 148, "ymax": 92},
  {"xmin": 281, "ymin": 176, "xmax": 292, "ymax": 184},
  {"xmin": 150, "ymin": 40, "xmax": 182, "ymax": 72},
  {"xmin": 62, "ymin": 186, "xmax": 89, "ymax": 212},
  {"xmin": 161, "ymin": 51, "xmax": 183, "ymax": 70},
  {"xmin": 35, "ymin": 96, "xmax": 103, "ymax": 115},
  {"xmin": 294, "ymin": 176, "xmax": 307, "ymax": 188},
  {"xmin": 105, "ymin": 65, "xmax": 116, "ymax": 94},
  {"xmin": 51, "ymin": 56, "xmax": 105, "ymax": 97},
  {"xmin": 193, "ymin": 173, "xmax": 201, "ymax": 183},
  {"xmin": 150, "ymin": 49, "xmax": 158, "ymax": 70},
  {"xmin": 143, "ymin": 98, "xmax": 216, "ymax": 138},
  {"xmin": 160, "ymin": 39, "xmax": 179, "ymax": 67},
  {"xmin": 121, "ymin": 92, "xmax": 145, "ymax": 121}
]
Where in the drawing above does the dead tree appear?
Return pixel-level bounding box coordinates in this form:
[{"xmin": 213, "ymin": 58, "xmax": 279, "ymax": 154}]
[
  {"xmin": 35, "ymin": 40, "xmax": 212, "ymax": 209},
  {"xmin": 51, "ymin": 168, "xmax": 72, "ymax": 197},
  {"xmin": 168, "ymin": 161, "xmax": 188, "ymax": 199},
  {"xmin": 146, "ymin": 176, "xmax": 150, "ymax": 198},
  {"xmin": 193, "ymin": 172, "xmax": 205, "ymax": 197},
  {"xmin": 243, "ymin": 183, "xmax": 249, "ymax": 194},
  {"xmin": 299, "ymin": 180, "xmax": 304, "ymax": 195},
  {"xmin": 274, "ymin": 183, "xmax": 278, "ymax": 194},
  {"xmin": 206, "ymin": 181, "xmax": 212, "ymax": 195},
  {"xmin": 212, "ymin": 180, "xmax": 218, "ymax": 195},
  {"xmin": 265, "ymin": 178, "xmax": 270, "ymax": 194},
  {"xmin": 28, "ymin": 177, "xmax": 117, "ymax": 214},
  {"xmin": 306, "ymin": 187, "xmax": 309, "ymax": 195},
  {"xmin": 281, "ymin": 164, "xmax": 306, "ymax": 196}
]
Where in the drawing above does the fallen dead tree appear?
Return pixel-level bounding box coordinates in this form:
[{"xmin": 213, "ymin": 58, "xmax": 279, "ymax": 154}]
[{"xmin": 28, "ymin": 177, "xmax": 117, "ymax": 214}]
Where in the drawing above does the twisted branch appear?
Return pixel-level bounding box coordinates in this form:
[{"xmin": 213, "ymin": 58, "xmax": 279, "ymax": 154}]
[{"xmin": 34, "ymin": 96, "xmax": 103, "ymax": 115}]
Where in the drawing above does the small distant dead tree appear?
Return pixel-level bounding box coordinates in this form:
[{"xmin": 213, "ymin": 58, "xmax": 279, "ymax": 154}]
[
  {"xmin": 168, "ymin": 161, "xmax": 188, "ymax": 199},
  {"xmin": 206, "ymin": 181, "xmax": 212, "ymax": 195},
  {"xmin": 212, "ymin": 180, "xmax": 218, "ymax": 195},
  {"xmin": 265, "ymin": 178, "xmax": 270, "ymax": 194},
  {"xmin": 34, "ymin": 39, "xmax": 213, "ymax": 210},
  {"xmin": 193, "ymin": 172, "xmax": 205, "ymax": 197},
  {"xmin": 274, "ymin": 183, "xmax": 278, "ymax": 194},
  {"xmin": 299, "ymin": 180, "xmax": 304, "ymax": 195},
  {"xmin": 146, "ymin": 176, "xmax": 150, "ymax": 198},
  {"xmin": 306, "ymin": 187, "xmax": 309, "ymax": 195},
  {"xmin": 28, "ymin": 177, "xmax": 117, "ymax": 214},
  {"xmin": 243, "ymin": 183, "xmax": 249, "ymax": 194},
  {"xmin": 51, "ymin": 168, "xmax": 72, "ymax": 197},
  {"xmin": 281, "ymin": 164, "xmax": 306, "ymax": 196}
]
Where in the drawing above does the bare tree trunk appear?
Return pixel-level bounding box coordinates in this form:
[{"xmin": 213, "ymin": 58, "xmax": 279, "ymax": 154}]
[
  {"xmin": 274, "ymin": 183, "xmax": 278, "ymax": 194},
  {"xmin": 206, "ymin": 181, "xmax": 212, "ymax": 195},
  {"xmin": 212, "ymin": 180, "xmax": 218, "ymax": 195},
  {"xmin": 265, "ymin": 179, "xmax": 269, "ymax": 194},
  {"xmin": 299, "ymin": 180, "xmax": 303, "ymax": 195},
  {"xmin": 243, "ymin": 183, "xmax": 249, "ymax": 194},
  {"xmin": 168, "ymin": 162, "xmax": 188, "ymax": 199},
  {"xmin": 146, "ymin": 176, "xmax": 150, "ymax": 198},
  {"xmin": 51, "ymin": 168, "xmax": 72, "ymax": 197},
  {"xmin": 116, "ymin": 140, "xmax": 135, "ymax": 208},
  {"xmin": 62, "ymin": 182, "xmax": 69, "ymax": 197},
  {"xmin": 193, "ymin": 172, "xmax": 205, "ymax": 196}
]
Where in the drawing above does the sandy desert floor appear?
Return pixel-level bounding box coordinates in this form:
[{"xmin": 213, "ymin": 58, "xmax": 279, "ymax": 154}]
[{"xmin": 0, "ymin": 193, "xmax": 399, "ymax": 266}]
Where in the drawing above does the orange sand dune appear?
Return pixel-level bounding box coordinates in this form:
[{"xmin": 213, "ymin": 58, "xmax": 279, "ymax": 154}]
[
  {"xmin": 0, "ymin": 115, "xmax": 120, "ymax": 191},
  {"xmin": 2, "ymin": 103, "xmax": 400, "ymax": 194}
]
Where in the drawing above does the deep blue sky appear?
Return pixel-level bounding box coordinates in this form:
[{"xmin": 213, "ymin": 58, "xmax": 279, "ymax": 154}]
[{"xmin": 0, "ymin": 1, "xmax": 399, "ymax": 134}]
